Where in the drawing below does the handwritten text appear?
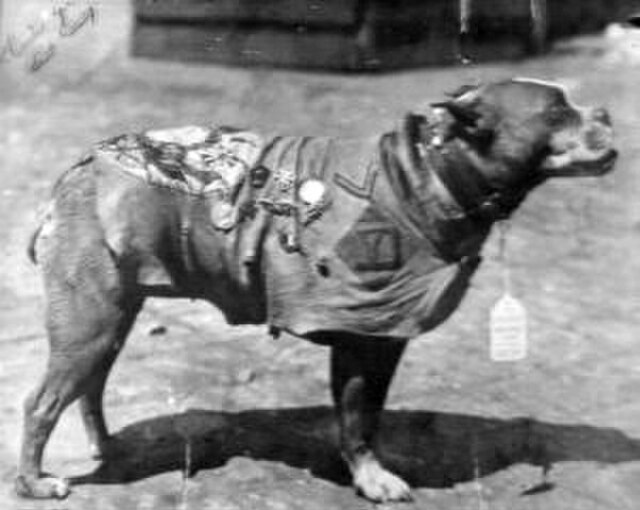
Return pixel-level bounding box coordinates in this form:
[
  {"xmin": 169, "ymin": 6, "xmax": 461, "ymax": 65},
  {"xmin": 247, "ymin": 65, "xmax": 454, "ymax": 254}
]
[{"xmin": 0, "ymin": 1, "xmax": 97, "ymax": 72}]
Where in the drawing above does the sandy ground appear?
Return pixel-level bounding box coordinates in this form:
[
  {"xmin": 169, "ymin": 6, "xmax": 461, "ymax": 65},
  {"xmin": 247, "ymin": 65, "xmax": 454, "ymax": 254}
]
[{"xmin": 1, "ymin": 2, "xmax": 639, "ymax": 509}]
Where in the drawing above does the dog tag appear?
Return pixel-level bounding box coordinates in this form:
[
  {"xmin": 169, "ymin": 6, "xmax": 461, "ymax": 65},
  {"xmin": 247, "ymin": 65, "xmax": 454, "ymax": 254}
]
[{"xmin": 490, "ymin": 293, "xmax": 527, "ymax": 362}]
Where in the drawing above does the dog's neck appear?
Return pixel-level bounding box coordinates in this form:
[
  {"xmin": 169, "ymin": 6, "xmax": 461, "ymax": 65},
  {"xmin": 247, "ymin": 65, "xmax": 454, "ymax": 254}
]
[
  {"xmin": 381, "ymin": 113, "xmax": 545, "ymax": 262},
  {"xmin": 406, "ymin": 112, "xmax": 543, "ymax": 223}
]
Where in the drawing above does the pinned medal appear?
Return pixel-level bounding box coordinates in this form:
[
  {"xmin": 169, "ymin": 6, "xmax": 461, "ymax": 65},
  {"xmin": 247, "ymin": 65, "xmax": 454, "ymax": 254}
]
[
  {"xmin": 250, "ymin": 165, "xmax": 270, "ymax": 189},
  {"xmin": 274, "ymin": 167, "xmax": 295, "ymax": 192},
  {"xmin": 210, "ymin": 201, "xmax": 236, "ymax": 231},
  {"xmin": 298, "ymin": 179, "xmax": 326, "ymax": 206},
  {"xmin": 298, "ymin": 179, "xmax": 330, "ymax": 225}
]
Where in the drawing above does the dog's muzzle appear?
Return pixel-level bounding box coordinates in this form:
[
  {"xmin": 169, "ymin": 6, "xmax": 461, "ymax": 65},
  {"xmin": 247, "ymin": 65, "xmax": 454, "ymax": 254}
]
[{"xmin": 542, "ymin": 107, "xmax": 618, "ymax": 177}]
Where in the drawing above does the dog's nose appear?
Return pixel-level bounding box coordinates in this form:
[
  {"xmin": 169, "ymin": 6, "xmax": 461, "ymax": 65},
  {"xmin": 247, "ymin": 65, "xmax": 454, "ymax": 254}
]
[
  {"xmin": 592, "ymin": 107, "xmax": 612, "ymax": 126},
  {"xmin": 585, "ymin": 125, "xmax": 612, "ymax": 152}
]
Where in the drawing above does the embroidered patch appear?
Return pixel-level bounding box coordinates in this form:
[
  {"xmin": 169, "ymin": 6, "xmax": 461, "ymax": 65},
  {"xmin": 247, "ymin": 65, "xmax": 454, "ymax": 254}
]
[
  {"xmin": 335, "ymin": 207, "xmax": 406, "ymax": 286},
  {"xmin": 145, "ymin": 125, "xmax": 210, "ymax": 145},
  {"xmin": 350, "ymin": 225, "xmax": 400, "ymax": 271},
  {"xmin": 334, "ymin": 160, "xmax": 378, "ymax": 200},
  {"xmin": 97, "ymin": 127, "xmax": 264, "ymax": 196}
]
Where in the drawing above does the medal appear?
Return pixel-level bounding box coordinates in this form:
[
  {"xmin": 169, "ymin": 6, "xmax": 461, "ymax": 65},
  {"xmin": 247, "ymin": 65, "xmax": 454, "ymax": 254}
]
[
  {"xmin": 298, "ymin": 179, "xmax": 326, "ymax": 205},
  {"xmin": 250, "ymin": 165, "xmax": 270, "ymax": 189},
  {"xmin": 299, "ymin": 179, "xmax": 330, "ymax": 225},
  {"xmin": 274, "ymin": 167, "xmax": 295, "ymax": 192},
  {"xmin": 210, "ymin": 201, "xmax": 236, "ymax": 230}
]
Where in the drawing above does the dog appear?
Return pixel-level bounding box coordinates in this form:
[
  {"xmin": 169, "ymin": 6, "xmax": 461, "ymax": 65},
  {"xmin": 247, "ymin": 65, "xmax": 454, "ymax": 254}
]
[{"xmin": 16, "ymin": 78, "xmax": 617, "ymax": 502}]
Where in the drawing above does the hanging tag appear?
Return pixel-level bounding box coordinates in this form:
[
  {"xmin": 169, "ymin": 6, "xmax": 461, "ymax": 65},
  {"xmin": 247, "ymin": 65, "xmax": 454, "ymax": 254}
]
[
  {"xmin": 490, "ymin": 221, "xmax": 527, "ymax": 362},
  {"xmin": 490, "ymin": 293, "xmax": 528, "ymax": 362}
]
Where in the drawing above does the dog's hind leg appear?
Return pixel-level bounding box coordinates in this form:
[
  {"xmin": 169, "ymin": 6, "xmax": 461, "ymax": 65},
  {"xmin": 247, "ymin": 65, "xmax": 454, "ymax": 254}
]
[
  {"xmin": 15, "ymin": 291, "xmax": 142, "ymax": 499},
  {"xmin": 78, "ymin": 299, "xmax": 143, "ymax": 460},
  {"xmin": 330, "ymin": 335, "xmax": 411, "ymax": 503},
  {"xmin": 16, "ymin": 225, "xmax": 142, "ymax": 499}
]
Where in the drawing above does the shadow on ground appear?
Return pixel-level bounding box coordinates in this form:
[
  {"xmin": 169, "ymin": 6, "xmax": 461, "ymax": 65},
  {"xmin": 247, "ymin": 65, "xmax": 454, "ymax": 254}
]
[{"xmin": 71, "ymin": 407, "xmax": 640, "ymax": 492}]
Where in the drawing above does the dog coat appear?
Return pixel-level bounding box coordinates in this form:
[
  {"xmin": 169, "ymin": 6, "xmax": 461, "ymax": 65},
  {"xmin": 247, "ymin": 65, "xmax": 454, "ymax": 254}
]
[{"xmin": 90, "ymin": 119, "xmax": 484, "ymax": 338}]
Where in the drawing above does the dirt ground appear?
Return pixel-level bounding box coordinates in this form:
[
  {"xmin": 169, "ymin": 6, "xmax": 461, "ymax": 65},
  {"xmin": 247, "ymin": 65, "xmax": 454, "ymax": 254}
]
[{"xmin": 1, "ymin": 2, "xmax": 639, "ymax": 509}]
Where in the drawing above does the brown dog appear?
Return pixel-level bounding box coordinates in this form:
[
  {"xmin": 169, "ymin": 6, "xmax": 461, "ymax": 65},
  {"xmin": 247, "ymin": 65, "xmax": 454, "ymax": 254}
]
[{"xmin": 16, "ymin": 78, "xmax": 616, "ymax": 502}]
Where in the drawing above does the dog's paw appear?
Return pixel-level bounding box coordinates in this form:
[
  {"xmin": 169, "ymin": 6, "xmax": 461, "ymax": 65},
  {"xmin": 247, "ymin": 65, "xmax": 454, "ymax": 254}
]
[
  {"xmin": 353, "ymin": 458, "xmax": 412, "ymax": 503},
  {"xmin": 15, "ymin": 475, "xmax": 71, "ymax": 499}
]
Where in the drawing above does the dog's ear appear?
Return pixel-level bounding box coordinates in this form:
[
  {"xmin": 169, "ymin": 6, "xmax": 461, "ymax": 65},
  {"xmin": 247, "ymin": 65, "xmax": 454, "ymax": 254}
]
[
  {"xmin": 445, "ymin": 83, "xmax": 482, "ymax": 99},
  {"xmin": 431, "ymin": 99, "xmax": 482, "ymax": 127},
  {"xmin": 432, "ymin": 91, "xmax": 495, "ymax": 147}
]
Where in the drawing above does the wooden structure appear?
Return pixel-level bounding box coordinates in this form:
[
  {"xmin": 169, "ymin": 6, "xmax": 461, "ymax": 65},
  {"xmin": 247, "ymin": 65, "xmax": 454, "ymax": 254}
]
[{"xmin": 131, "ymin": 0, "xmax": 638, "ymax": 70}]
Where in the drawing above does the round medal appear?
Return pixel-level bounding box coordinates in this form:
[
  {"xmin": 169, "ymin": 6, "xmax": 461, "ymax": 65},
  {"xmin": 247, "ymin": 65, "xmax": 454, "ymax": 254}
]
[
  {"xmin": 211, "ymin": 202, "xmax": 235, "ymax": 230},
  {"xmin": 298, "ymin": 179, "xmax": 326, "ymax": 205}
]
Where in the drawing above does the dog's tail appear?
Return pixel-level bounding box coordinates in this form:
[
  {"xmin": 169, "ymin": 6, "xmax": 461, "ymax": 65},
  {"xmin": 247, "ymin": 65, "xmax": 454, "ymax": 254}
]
[
  {"xmin": 27, "ymin": 202, "xmax": 54, "ymax": 265},
  {"xmin": 27, "ymin": 223, "xmax": 43, "ymax": 265}
]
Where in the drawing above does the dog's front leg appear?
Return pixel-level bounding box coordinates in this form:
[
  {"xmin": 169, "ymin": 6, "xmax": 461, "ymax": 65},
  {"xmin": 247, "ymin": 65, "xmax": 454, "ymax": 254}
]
[{"xmin": 330, "ymin": 335, "xmax": 411, "ymax": 502}]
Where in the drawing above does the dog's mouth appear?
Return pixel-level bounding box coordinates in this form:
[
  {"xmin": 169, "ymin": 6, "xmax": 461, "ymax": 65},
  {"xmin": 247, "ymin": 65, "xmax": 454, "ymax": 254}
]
[
  {"xmin": 541, "ymin": 148, "xmax": 618, "ymax": 177},
  {"xmin": 592, "ymin": 149, "xmax": 619, "ymax": 174}
]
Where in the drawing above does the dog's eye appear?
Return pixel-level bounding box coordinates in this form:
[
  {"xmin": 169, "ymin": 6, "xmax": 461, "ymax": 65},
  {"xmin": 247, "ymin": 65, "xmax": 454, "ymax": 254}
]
[{"xmin": 544, "ymin": 106, "xmax": 569, "ymax": 127}]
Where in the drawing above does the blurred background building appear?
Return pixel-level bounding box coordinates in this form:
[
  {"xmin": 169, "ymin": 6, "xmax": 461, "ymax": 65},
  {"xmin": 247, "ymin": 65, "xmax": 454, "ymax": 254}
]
[{"xmin": 131, "ymin": 0, "xmax": 639, "ymax": 70}]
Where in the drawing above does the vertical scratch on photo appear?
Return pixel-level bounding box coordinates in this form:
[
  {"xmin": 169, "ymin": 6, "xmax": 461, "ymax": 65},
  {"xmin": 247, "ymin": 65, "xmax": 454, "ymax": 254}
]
[
  {"xmin": 473, "ymin": 437, "xmax": 489, "ymax": 510},
  {"xmin": 179, "ymin": 437, "xmax": 193, "ymax": 510}
]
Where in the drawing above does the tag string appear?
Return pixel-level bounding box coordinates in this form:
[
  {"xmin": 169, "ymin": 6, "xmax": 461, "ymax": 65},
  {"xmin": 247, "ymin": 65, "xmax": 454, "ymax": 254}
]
[
  {"xmin": 498, "ymin": 220, "xmax": 512, "ymax": 295},
  {"xmin": 472, "ymin": 436, "xmax": 489, "ymax": 510}
]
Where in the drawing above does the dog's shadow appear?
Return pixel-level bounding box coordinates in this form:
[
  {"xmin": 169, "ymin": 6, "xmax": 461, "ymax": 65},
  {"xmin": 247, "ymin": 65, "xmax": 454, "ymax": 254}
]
[{"xmin": 71, "ymin": 407, "xmax": 640, "ymax": 491}]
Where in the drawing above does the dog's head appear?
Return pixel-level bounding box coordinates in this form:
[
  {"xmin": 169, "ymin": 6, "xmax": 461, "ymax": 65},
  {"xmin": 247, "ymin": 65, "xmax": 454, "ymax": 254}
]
[{"xmin": 432, "ymin": 78, "xmax": 617, "ymax": 183}]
